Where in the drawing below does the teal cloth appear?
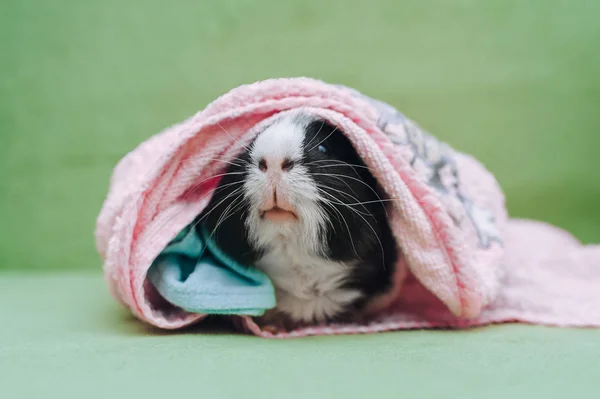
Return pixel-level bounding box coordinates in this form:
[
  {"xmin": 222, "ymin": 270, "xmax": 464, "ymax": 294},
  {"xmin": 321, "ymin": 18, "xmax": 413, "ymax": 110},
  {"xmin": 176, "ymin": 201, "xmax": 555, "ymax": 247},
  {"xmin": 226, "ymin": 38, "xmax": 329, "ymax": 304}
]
[{"xmin": 147, "ymin": 224, "xmax": 275, "ymax": 316}]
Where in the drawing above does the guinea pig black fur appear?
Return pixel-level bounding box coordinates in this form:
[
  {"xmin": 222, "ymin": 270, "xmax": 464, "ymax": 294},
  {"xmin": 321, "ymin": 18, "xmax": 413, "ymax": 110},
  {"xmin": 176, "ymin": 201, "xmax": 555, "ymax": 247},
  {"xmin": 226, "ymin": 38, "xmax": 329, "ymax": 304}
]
[{"xmin": 198, "ymin": 111, "xmax": 398, "ymax": 328}]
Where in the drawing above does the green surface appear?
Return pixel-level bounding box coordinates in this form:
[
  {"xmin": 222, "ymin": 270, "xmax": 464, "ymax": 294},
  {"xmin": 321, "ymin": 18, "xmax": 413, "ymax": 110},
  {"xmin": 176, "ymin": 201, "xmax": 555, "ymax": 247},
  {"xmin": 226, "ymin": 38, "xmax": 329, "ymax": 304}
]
[
  {"xmin": 2, "ymin": 272, "xmax": 599, "ymax": 398},
  {"xmin": 1, "ymin": 1, "xmax": 599, "ymax": 397}
]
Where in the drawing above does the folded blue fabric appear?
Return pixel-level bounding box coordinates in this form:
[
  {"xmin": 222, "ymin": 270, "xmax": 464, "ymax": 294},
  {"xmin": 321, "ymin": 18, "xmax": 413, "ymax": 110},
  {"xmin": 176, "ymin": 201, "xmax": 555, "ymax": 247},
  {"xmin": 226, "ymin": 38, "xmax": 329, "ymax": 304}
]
[{"xmin": 147, "ymin": 224, "xmax": 275, "ymax": 316}]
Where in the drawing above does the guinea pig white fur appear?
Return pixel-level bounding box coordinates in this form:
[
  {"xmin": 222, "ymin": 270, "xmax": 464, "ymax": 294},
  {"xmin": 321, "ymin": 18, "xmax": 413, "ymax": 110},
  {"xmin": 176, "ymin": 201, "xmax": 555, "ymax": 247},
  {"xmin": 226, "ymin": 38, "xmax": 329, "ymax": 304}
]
[{"xmin": 200, "ymin": 111, "xmax": 397, "ymax": 326}]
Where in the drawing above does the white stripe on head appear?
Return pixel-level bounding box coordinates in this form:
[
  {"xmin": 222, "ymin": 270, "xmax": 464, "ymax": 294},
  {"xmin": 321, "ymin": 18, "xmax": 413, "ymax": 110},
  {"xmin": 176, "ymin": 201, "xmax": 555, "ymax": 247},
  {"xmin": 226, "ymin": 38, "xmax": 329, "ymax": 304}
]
[{"xmin": 242, "ymin": 112, "xmax": 361, "ymax": 323}]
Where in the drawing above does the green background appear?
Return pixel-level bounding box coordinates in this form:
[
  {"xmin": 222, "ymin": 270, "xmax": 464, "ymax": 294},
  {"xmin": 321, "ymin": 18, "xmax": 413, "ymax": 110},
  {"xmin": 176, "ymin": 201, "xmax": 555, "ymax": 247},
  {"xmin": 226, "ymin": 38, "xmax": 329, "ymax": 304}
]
[{"xmin": 1, "ymin": 1, "xmax": 599, "ymax": 397}]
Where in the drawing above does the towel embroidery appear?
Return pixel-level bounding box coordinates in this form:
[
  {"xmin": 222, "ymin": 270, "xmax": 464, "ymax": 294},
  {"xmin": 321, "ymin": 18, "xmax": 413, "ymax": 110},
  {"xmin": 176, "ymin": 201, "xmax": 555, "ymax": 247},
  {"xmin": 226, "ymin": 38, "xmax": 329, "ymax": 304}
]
[{"xmin": 350, "ymin": 89, "xmax": 502, "ymax": 248}]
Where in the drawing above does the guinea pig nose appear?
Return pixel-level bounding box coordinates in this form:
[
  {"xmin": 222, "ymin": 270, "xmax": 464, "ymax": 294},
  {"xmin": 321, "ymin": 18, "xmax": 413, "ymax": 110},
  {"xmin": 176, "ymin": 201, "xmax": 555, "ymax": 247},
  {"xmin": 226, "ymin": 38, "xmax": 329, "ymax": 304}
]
[
  {"xmin": 258, "ymin": 158, "xmax": 268, "ymax": 172},
  {"xmin": 281, "ymin": 158, "xmax": 295, "ymax": 171}
]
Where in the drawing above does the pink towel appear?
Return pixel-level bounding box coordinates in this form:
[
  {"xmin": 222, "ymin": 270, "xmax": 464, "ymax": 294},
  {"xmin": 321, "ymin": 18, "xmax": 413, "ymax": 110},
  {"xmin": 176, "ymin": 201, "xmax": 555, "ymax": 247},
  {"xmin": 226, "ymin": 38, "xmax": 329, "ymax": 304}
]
[{"xmin": 95, "ymin": 78, "xmax": 600, "ymax": 338}]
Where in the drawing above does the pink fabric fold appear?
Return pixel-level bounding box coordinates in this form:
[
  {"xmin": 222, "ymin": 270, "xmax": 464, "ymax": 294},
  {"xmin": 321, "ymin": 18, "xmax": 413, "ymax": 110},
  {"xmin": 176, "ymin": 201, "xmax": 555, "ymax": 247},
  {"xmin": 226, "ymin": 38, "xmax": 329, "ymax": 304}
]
[{"xmin": 95, "ymin": 77, "xmax": 600, "ymax": 337}]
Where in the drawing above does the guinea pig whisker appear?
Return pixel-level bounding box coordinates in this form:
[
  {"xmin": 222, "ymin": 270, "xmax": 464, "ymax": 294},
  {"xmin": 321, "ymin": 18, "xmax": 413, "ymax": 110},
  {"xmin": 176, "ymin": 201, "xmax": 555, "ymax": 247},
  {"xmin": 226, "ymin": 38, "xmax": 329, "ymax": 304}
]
[
  {"xmin": 316, "ymin": 188, "xmax": 374, "ymax": 218},
  {"xmin": 299, "ymin": 167, "xmax": 403, "ymax": 207},
  {"xmin": 202, "ymin": 157, "xmax": 249, "ymax": 169},
  {"xmin": 303, "ymin": 120, "xmax": 326, "ymax": 150},
  {"xmin": 304, "ymin": 159, "xmax": 378, "ymax": 175},
  {"xmin": 337, "ymin": 199, "xmax": 399, "ymax": 206},
  {"xmin": 182, "ymin": 178, "xmax": 245, "ymax": 201},
  {"xmin": 317, "ymin": 188, "xmax": 386, "ymax": 270},
  {"xmin": 141, "ymin": 179, "xmax": 246, "ymax": 248},
  {"xmin": 315, "ymin": 175, "xmax": 370, "ymax": 214},
  {"xmin": 182, "ymin": 171, "xmax": 247, "ymax": 198},
  {"xmin": 311, "ymin": 173, "xmax": 389, "ymax": 218},
  {"xmin": 316, "ymin": 196, "xmax": 363, "ymax": 262},
  {"xmin": 311, "ymin": 164, "xmax": 368, "ymax": 180},
  {"xmin": 319, "ymin": 207, "xmax": 337, "ymax": 236},
  {"xmin": 306, "ymin": 126, "xmax": 339, "ymax": 153},
  {"xmin": 216, "ymin": 121, "xmax": 252, "ymax": 154},
  {"xmin": 208, "ymin": 191, "xmax": 247, "ymax": 239},
  {"xmin": 352, "ymin": 213, "xmax": 386, "ymax": 271},
  {"xmin": 189, "ymin": 185, "xmax": 246, "ymax": 231},
  {"xmin": 217, "ymin": 197, "xmax": 250, "ymax": 234},
  {"xmin": 195, "ymin": 186, "xmax": 245, "ymax": 226},
  {"xmin": 326, "ymin": 188, "xmax": 371, "ymax": 215},
  {"xmin": 308, "ymin": 162, "xmax": 396, "ymax": 217},
  {"xmin": 211, "ymin": 190, "xmax": 244, "ymax": 230}
]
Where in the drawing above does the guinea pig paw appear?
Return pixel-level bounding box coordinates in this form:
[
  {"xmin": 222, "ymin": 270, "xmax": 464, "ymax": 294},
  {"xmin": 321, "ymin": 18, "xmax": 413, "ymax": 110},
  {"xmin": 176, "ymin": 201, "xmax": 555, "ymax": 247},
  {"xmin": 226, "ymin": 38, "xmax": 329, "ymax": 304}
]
[
  {"xmin": 260, "ymin": 324, "xmax": 284, "ymax": 335},
  {"xmin": 254, "ymin": 311, "xmax": 301, "ymax": 334}
]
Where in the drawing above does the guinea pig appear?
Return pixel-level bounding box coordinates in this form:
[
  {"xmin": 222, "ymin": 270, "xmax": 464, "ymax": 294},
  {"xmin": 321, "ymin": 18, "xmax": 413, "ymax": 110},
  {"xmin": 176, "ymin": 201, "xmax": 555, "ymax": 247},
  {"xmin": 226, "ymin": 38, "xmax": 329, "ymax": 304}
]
[{"xmin": 198, "ymin": 111, "xmax": 398, "ymax": 330}]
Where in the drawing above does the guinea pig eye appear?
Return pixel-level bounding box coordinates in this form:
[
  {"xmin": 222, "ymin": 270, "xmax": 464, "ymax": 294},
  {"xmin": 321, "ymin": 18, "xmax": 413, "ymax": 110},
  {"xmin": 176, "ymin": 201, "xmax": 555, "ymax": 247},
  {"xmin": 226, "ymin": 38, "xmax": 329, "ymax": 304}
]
[{"xmin": 317, "ymin": 144, "xmax": 328, "ymax": 154}]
